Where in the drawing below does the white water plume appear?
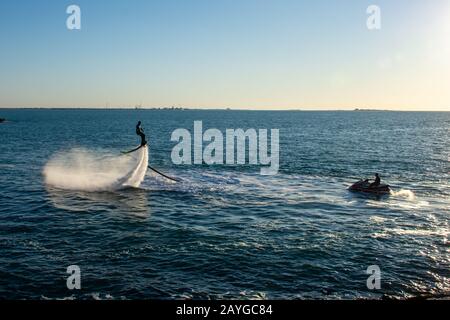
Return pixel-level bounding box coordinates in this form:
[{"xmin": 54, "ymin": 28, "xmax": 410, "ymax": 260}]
[{"xmin": 43, "ymin": 146, "xmax": 148, "ymax": 191}]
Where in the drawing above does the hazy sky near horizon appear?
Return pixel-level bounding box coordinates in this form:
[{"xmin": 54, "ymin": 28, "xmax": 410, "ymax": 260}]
[{"xmin": 0, "ymin": 0, "xmax": 449, "ymax": 110}]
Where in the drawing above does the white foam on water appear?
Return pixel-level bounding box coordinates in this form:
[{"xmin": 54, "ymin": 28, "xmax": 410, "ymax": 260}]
[
  {"xmin": 373, "ymin": 227, "xmax": 449, "ymax": 239},
  {"xmin": 369, "ymin": 216, "xmax": 388, "ymax": 223},
  {"xmin": 43, "ymin": 146, "xmax": 148, "ymax": 191},
  {"xmin": 390, "ymin": 189, "xmax": 416, "ymax": 201}
]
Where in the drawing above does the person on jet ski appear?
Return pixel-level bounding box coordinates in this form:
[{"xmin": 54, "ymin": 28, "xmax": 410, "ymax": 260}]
[
  {"xmin": 136, "ymin": 121, "xmax": 147, "ymax": 146},
  {"xmin": 369, "ymin": 173, "xmax": 381, "ymax": 188}
]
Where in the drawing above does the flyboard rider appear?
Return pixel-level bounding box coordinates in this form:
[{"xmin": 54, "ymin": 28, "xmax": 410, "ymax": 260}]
[{"xmin": 136, "ymin": 121, "xmax": 147, "ymax": 147}]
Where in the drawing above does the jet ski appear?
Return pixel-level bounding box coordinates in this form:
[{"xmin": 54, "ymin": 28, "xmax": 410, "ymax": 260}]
[{"xmin": 349, "ymin": 180, "xmax": 391, "ymax": 195}]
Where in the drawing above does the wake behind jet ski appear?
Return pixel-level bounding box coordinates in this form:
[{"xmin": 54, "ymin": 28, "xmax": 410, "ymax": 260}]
[{"xmin": 349, "ymin": 173, "xmax": 391, "ymax": 195}]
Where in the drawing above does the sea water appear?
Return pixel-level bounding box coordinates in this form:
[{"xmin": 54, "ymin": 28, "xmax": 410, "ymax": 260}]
[{"xmin": 0, "ymin": 109, "xmax": 448, "ymax": 299}]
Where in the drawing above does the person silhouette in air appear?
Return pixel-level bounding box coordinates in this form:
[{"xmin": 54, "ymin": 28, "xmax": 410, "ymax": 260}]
[
  {"xmin": 136, "ymin": 121, "xmax": 147, "ymax": 146},
  {"xmin": 369, "ymin": 173, "xmax": 381, "ymax": 188}
]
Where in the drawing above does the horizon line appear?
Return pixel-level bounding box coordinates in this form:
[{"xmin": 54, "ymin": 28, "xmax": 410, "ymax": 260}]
[{"xmin": 0, "ymin": 106, "xmax": 449, "ymax": 112}]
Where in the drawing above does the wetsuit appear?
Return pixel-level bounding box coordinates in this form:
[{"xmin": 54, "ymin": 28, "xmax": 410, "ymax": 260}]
[
  {"xmin": 136, "ymin": 123, "xmax": 147, "ymax": 146},
  {"xmin": 370, "ymin": 175, "xmax": 381, "ymax": 188},
  {"xmin": 374, "ymin": 175, "xmax": 381, "ymax": 185}
]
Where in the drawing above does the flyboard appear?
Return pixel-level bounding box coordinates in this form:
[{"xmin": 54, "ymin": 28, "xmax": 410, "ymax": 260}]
[
  {"xmin": 121, "ymin": 143, "xmax": 180, "ymax": 183},
  {"xmin": 122, "ymin": 144, "xmax": 146, "ymax": 155}
]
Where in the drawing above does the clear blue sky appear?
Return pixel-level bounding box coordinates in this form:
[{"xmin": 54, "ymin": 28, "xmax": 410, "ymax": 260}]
[{"xmin": 0, "ymin": 0, "xmax": 449, "ymax": 110}]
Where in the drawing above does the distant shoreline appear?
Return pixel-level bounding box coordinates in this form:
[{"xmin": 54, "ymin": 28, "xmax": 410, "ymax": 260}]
[{"xmin": 0, "ymin": 107, "xmax": 448, "ymax": 112}]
